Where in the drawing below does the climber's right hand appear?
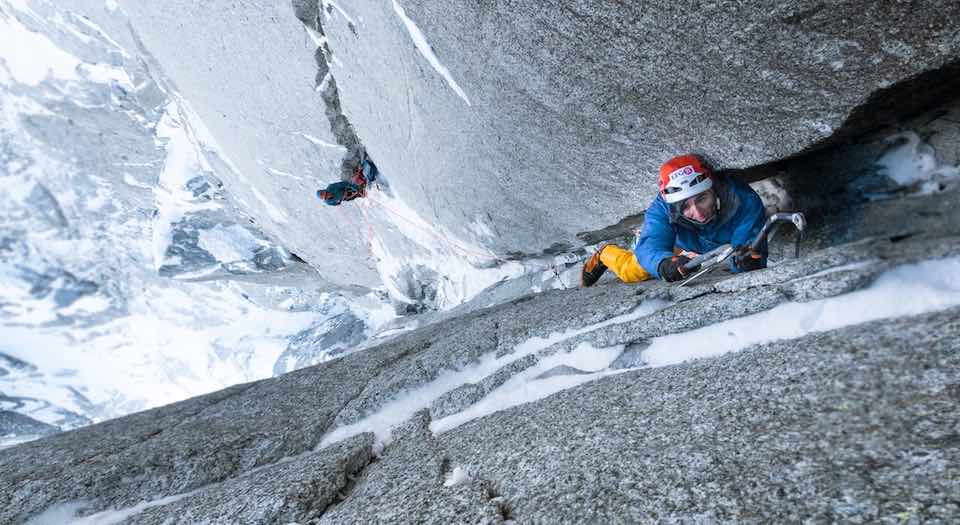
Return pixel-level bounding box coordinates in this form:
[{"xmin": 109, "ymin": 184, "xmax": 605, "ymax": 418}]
[{"xmin": 658, "ymin": 255, "xmax": 696, "ymax": 283}]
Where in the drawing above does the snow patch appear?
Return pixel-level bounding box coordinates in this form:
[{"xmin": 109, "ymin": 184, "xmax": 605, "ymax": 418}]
[
  {"xmin": 27, "ymin": 494, "xmax": 190, "ymax": 525},
  {"xmin": 316, "ymin": 70, "xmax": 332, "ymax": 93},
  {"xmin": 643, "ymin": 256, "xmax": 960, "ymax": 367},
  {"xmin": 361, "ymin": 194, "xmax": 522, "ymax": 308},
  {"xmin": 876, "ymin": 131, "xmax": 959, "ymax": 192},
  {"xmin": 78, "ymin": 62, "xmax": 134, "ymax": 89},
  {"xmin": 788, "ymin": 259, "xmax": 880, "ymax": 281},
  {"xmin": 0, "ymin": 434, "xmax": 46, "ymax": 450},
  {"xmin": 805, "ymin": 119, "xmax": 834, "ymax": 135},
  {"xmin": 318, "ymin": 299, "xmax": 668, "ymax": 449},
  {"xmin": 294, "ymin": 131, "xmax": 344, "ymax": 150},
  {"xmin": 122, "ymin": 173, "xmax": 153, "ymax": 189},
  {"xmin": 303, "ymin": 24, "xmax": 326, "ymax": 47},
  {"xmin": 391, "ymin": 0, "xmax": 471, "ymax": 106},
  {"xmin": 431, "ymin": 342, "xmax": 624, "ymax": 434},
  {"xmin": 197, "ymin": 224, "xmax": 264, "ymax": 264},
  {"xmin": 444, "ymin": 466, "xmax": 471, "ymax": 487},
  {"xmin": 152, "ymin": 105, "xmax": 221, "ymax": 270},
  {"xmin": 0, "ymin": 9, "xmax": 81, "ymax": 85}
]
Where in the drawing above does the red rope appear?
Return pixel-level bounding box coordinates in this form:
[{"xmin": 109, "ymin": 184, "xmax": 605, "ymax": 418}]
[{"xmin": 337, "ymin": 200, "xmax": 376, "ymax": 257}]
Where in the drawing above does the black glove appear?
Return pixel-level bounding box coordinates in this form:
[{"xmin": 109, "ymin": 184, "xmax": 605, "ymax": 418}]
[
  {"xmin": 733, "ymin": 249, "xmax": 765, "ymax": 272},
  {"xmin": 658, "ymin": 255, "xmax": 696, "ymax": 283}
]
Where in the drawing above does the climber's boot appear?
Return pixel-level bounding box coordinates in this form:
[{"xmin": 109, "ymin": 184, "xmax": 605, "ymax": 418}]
[{"xmin": 581, "ymin": 245, "xmax": 610, "ymax": 287}]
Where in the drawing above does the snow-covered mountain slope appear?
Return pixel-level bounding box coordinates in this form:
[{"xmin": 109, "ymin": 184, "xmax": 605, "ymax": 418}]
[
  {"xmin": 0, "ymin": 0, "xmax": 401, "ymax": 441},
  {"xmin": 0, "ymin": 0, "xmax": 584, "ymax": 445}
]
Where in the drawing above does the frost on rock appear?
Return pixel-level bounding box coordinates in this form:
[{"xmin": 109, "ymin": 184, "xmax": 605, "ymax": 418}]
[
  {"xmin": 391, "ymin": 0, "xmax": 471, "ymax": 106},
  {"xmin": 443, "ymin": 466, "xmax": 471, "ymax": 487},
  {"xmin": 875, "ymin": 131, "xmax": 960, "ymax": 194},
  {"xmin": 642, "ymin": 256, "xmax": 960, "ymax": 366},
  {"xmin": 750, "ymin": 175, "xmax": 795, "ymax": 215}
]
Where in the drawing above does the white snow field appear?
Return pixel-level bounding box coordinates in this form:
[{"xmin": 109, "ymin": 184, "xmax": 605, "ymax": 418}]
[{"xmin": 0, "ymin": 0, "xmax": 393, "ymax": 437}]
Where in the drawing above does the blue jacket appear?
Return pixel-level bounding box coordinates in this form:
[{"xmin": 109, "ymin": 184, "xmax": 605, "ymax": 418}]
[
  {"xmin": 319, "ymin": 181, "xmax": 362, "ymax": 206},
  {"xmin": 634, "ymin": 175, "xmax": 767, "ymax": 278}
]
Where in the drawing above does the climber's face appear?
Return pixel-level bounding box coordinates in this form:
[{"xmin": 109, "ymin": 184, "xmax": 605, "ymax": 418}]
[{"xmin": 680, "ymin": 189, "xmax": 717, "ymax": 224}]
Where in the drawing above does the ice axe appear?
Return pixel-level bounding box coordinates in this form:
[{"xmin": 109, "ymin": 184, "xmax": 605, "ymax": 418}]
[
  {"xmin": 677, "ymin": 212, "xmax": 806, "ymax": 287},
  {"xmin": 751, "ymin": 212, "xmax": 806, "ymax": 258}
]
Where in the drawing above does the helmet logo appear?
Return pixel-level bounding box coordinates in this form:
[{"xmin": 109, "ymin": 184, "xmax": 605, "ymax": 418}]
[{"xmin": 669, "ymin": 165, "xmax": 697, "ymax": 181}]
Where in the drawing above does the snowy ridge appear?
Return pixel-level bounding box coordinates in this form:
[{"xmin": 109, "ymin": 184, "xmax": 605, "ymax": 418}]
[
  {"xmin": 0, "ymin": 0, "xmax": 395, "ymax": 438},
  {"xmin": 318, "ymin": 298, "xmax": 670, "ymax": 448},
  {"xmin": 322, "ymin": 256, "xmax": 960, "ymax": 447}
]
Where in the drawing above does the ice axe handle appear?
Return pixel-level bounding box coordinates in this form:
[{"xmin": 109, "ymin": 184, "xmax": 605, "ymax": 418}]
[
  {"xmin": 682, "ymin": 244, "xmax": 731, "ymax": 271},
  {"xmin": 749, "ymin": 212, "xmax": 806, "ymax": 253}
]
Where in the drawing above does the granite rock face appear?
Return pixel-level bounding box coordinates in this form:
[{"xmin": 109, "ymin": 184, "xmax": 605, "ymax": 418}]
[
  {"xmin": 4, "ymin": 1, "xmax": 960, "ymax": 522},
  {"xmin": 323, "ymin": 0, "xmax": 960, "ymax": 254},
  {"xmin": 3, "ymin": 188, "xmax": 960, "ymax": 523},
  {"xmin": 49, "ymin": 0, "xmax": 960, "ymax": 288},
  {"xmin": 438, "ymin": 308, "xmax": 960, "ymax": 523}
]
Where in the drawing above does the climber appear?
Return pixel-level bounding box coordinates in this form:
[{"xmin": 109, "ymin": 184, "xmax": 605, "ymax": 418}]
[
  {"xmin": 316, "ymin": 158, "xmax": 380, "ymax": 206},
  {"xmin": 581, "ymin": 153, "xmax": 768, "ymax": 287}
]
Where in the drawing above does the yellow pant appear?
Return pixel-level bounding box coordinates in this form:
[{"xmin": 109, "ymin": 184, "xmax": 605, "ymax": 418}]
[{"xmin": 600, "ymin": 245, "xmax": 653, "ymax": 283}]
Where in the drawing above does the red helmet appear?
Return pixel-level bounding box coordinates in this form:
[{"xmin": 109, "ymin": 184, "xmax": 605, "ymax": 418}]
[{"xmin": 658, "ymin": 154, "xmax": 714, "ymax": 204}]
